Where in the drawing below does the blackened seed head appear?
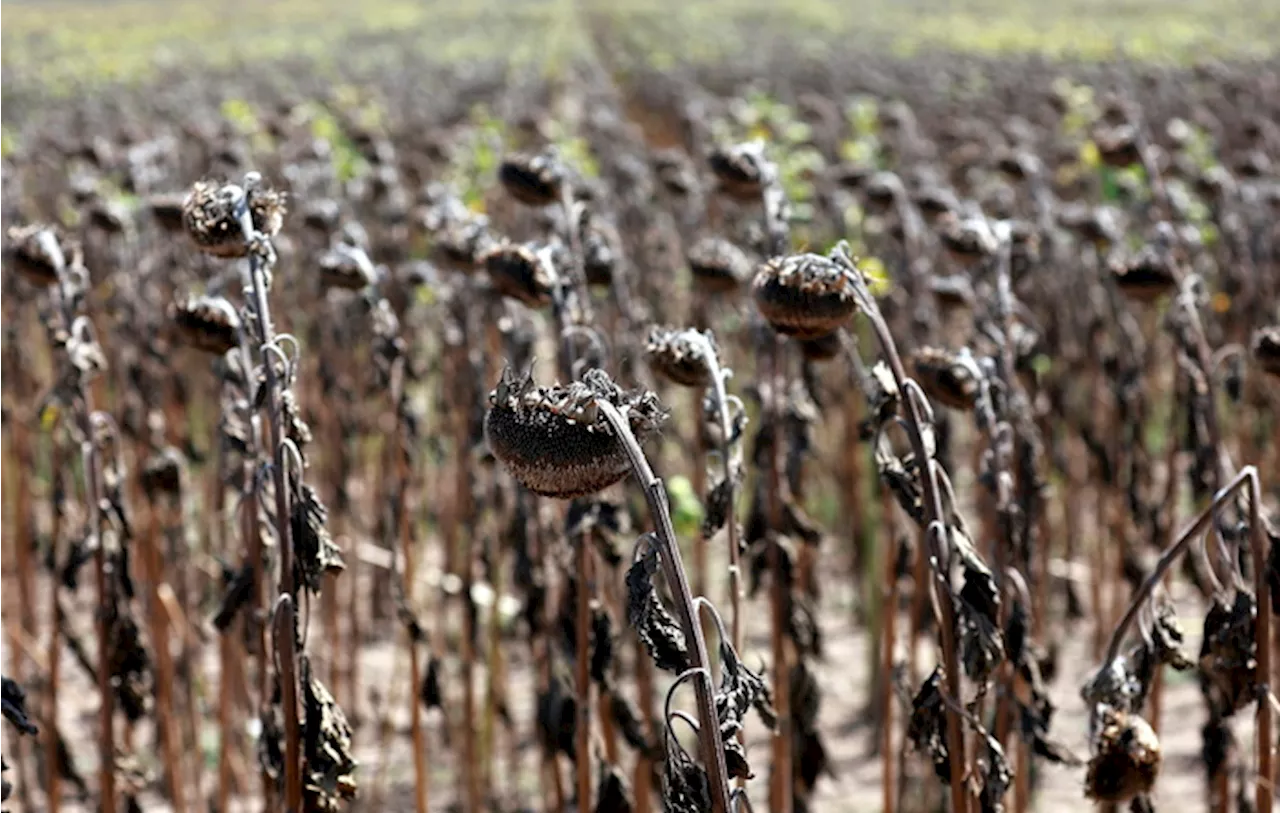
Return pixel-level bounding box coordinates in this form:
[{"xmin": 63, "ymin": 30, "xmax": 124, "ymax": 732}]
[
  {"xmin": 5, "ymin": 224, "xmax": 67, "ymax": 287},
  {"xmin": 912, "ymin": 186, "xmax": 960, "ymax": 222},
  {"xmin": 1085, "ymin": 707, "xmax": 1161, "ymax": 803},
  {"xmin": 485, "ymin": 368, "xmax": 666, "ymax": 499},
  {"xmin": 1251, "ymin": 325, "xmax": 1280, "ymax": 378},
  {"xmin": 708, "ymin": 142, "xmax": 767, "ymax": 202},
  {"xmin": 752, "ymin": 253, "xmax": 857, "ymax": 339},
  {"xmin": 652, "ymin": 149, "xmax": 700, "ymax": 198},
  {"xmin": 432, "ymin": 215, "xmax": 493, "ymax": 272},
  {"xmin": 828, "ymin": 161, "xmax": 872, "ymax": 191},
  {"xmin": 862, "ymin": 171, "xmax": 903, "ymax": 213},
  {"xmin": 146, "ymin": 194, "xmax": 188, "ymax": 234},
  {"xmin": 171, "ymin": 295, "xmax": 242, "ymax": 356},
  {"xmin": 687, "ymin": 236, "xmax": 751, "ymax": 294},
  {"xmin": 910, "ymin": 346, "xmax": 981, "ymax": 411},
  {"xmin": 140, "ymin": 447, "xmax": 185, "ymax": 500},
  {"xmin": 994, "ymin": 149, "xmax": 1042, "ymax": 181},
  {"xmin": 939, "ymin": 214, "xmax": 999, "ymax": 265},
  {"xmin": 930, "ymin": 274, "xmax": 975, "ymax": 310},
  {"xmin": 645, "ymin": 327, "xmax": 714, "ymax": 388},
  {"xmin": 319, "ymin": 244, "xmax": 377, "ymax": 291},
  {"xmin": 1110, "ymin": 246, "xmax": 1177, "ymax": 303},
  {"xmin": 87, "ymin": 199, "xmax": 131, "ymax": 234},
  {"xmin": 1093, "ymin": 124, "xmax": 1143, "ymax": 169},
  {"xmin": 498, "ymin": 151, "xmax": 566, "ymax": 207},
  {"xmin": 479, "ymin": 241, "xmax": 555, "ymax": 307}
]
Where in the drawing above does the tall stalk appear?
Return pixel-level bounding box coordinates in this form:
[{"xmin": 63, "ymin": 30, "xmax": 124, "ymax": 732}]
[
  {"xmin": 831, "ymin": 244, "xmax": 971, "ymax": 813},
  {"xmin": 596, "ymin": 399, "xmax": 734, "ymax": 813}
]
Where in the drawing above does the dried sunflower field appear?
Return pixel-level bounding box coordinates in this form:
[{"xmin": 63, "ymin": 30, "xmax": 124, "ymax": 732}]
[{"xmin": 2, "ymin": 2, "xmax": 1279, "ymax": 812}]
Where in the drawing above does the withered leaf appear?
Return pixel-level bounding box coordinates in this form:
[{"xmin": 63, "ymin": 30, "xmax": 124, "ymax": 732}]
[{"xmin": 626, "ymin": 541, "xmax": 690, "ymax": 675}]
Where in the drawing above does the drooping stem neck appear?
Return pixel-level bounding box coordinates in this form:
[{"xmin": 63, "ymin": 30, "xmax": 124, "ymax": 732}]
[{"xmin": 596, "ymin": 399, "xmax": 733, "ymax": 813}]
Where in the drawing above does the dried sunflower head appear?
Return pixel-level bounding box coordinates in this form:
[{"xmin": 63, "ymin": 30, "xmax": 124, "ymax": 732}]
[
  {"xmin": 930, "ymin": 274, "xmax": 975, "ymax": 310},
  {"xmin": 485, "ymin": 368, "xmax": 666, "ymax": 499},
  {"xmin": 688, "ymin": 236, "xmax": 752, "ymax": 294},
  {"xmin": 145, "ymin": 194, "xmax": 188, "ymax": 234},
  {"xmin": 994, "ymin": 149, "xmax": 1042, "ymax": 181},
  {"xmin": 318, "ymin": 243, "xmax": 377, "ymax": 291},
  {"xmin": 1110, "ymin": 245, "xmax": 1177, "ymax": 303},
  {"xmin": 913, "ymin": 186, "xmax": 960, "ymax": 223},
  {"xmin": 939, "ymin": 214, "xmax": 999, "ymax": 267},
  {"xmin": 862, "ymin": 171, "xmax": 903, "ymax": 213},
  {"xmin": 140, "ymin": 446, "xmax": 185, "ymax": 501},
  {"xmin": 752, "ymin": 253, "xmax": 857, "ymax": 339},
  {"xmin": 1251, "ymin": 325, "xmax": 1280, "ymax": 378},
  {"xmin": 171, "ymin": 295, "xmax": 241, "ymax": 356},
  {"xmin": 5, "ymin": 224, "xmax": 68, "ymax": 287},
  {"xmin": 498, "ymin": 151, "xmax": 566, "ymax": 207},
  {"xmin": 1093, "ymin": 124, "xmax": 1143, "ymax": 169},
  {"xmin": 652, "ymin": 149, "xmax": 700, "ymax": 198},
  {"xmin": 645, "ymin": 327, "xmax": 714, "ymax": 388},
  {"xmin": 708, "ymin": 142, "xmax": 768, "ymax": 201},
  {"xmin": 182, "ymin": 178, "xmax": 285, "ymax": 257},
  {"xmin": 87, "ymin": 198, "xmax": 130, "ymax": 234},
  {"xmin": 436, "ymin": 216, "xmax": 494, "ymax": 272},
  {"xmin": 479, "ymin": 241, "xmax": 556, "ymax": 308},
  {"xmin": 910, "ymin": 347, "xmax": 983, "ymax": 411},
  {"xmin": 1085, "ymin": 705, "xmax": 1161, "ymax": 803}
]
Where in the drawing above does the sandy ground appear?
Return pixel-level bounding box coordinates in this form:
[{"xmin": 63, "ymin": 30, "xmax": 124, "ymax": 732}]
[{"xmin": 2, "ymin": 544, "xmax": 1257, "ymax": 813}]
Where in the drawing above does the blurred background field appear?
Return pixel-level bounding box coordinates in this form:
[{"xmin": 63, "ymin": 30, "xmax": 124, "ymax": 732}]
[{"xmin": 4, "ymin": 0, "xmax": 1280, "ymax": 99}]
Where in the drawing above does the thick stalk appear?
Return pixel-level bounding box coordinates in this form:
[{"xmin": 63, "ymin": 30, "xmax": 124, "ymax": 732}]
[
  {"xmin": 141, "ymin": 493, "xmax": 185, "ymax": 809},
  {"xmin": 84, "ymin": 431, "xmax": 116, "ymax": 813},
  {"xmin": 880, "ymin": 486, "xmax": 899, "ymax": 813},
  {"xmin": 834, "ymin": 247, "xmax": 970, "ymax": 813},
  {"xmin": 574, "ymin": 529, "xmax": 592, "ymax": 813},
  {"xmin": 239, "ymin": 211, "xmax": 301, "ymax": 812},
  {"xmin": 596, "ymin": 400, "xmax": 732, "ymax": 813},
  {"xmin": 44, "ymin": 431, "xmax": 64, "ymax": 813},
  {"xmin": 766, "ymin": 338, "xmax": 793, "ymax": 813},
  {"xmin": 393, "ymin": 359, "xmax": 429, "ymax": 813}
]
